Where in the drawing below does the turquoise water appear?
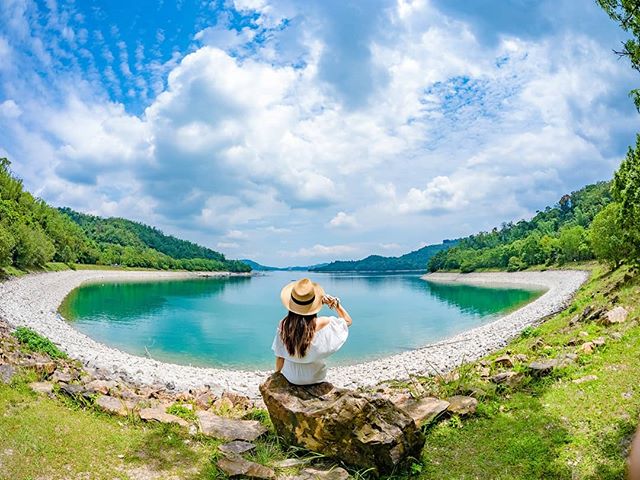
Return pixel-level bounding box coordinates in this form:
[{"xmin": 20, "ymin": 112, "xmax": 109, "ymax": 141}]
[{"xmin": 59, "ymin": 271, "xmax": 544, "ymax": 369}]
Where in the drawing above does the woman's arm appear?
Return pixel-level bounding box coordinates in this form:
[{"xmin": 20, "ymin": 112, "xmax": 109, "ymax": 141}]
[
  {"xmin": 275, "ymin": 356, "xmax": 284, "ymax": 373},
  {"xmin": 335, "ymin": 303, "xmax": 352, "ymax": 326}
]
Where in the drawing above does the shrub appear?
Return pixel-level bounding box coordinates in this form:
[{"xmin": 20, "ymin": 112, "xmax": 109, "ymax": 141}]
[
  {"xmin": 166, "ymin": 403, "xmax": 197, "ymax": 422},
  {"xmin": 13, "ymin": 326, "xmax": 67, "ymax": 359},
  {"xmin": 0, "ymin": 224, "xmax": 15, "ymax": 267}
]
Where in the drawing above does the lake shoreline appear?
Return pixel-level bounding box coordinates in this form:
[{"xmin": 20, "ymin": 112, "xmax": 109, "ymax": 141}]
[{"xmin": 0, "ymin": 269, "xmax": 589, "ymax": 397}]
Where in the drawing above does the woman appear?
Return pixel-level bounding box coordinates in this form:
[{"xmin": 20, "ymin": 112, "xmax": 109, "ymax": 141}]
[{"xmin": 272, "ymin": 277, "xmax": 353, "ymax": 385}]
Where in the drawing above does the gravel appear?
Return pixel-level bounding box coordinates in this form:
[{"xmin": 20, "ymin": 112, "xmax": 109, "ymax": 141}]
[{"xmin": 0, "ymin": 269, "xmax": 588, "ymax": 397}]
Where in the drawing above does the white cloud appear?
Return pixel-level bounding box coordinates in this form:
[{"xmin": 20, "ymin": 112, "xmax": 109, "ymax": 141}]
[
  {"xmin": 288, "ymin": 244, "xmax": 358, "ymax": 258},
  {"xmin": 216, "ymin": 241, "xmax": 239, "ymax": 249},
  {"xmin": 0, "ymin": 99, "xmax": 21, "ymax": 118},
  {"xmin": 328, "ymin": 211, "xmax": 358, "ymax": 228}
]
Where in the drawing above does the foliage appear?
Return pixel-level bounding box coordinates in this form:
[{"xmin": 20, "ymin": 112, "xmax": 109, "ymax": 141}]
[
  {"xmin": 429, "ymin": 182, "xmax": 612, "ymax": 272},
  {"xmin": 598, "ymin": 0, "xmax": 640, "ymax": 110},
  {"xmin": 13, "ymin": 327, "xmax": 67, "ymax": 359},
  {"xmin": 311, "ymin": 240, "xmax": 458, "ymax": 272},
  {"xmin": 0, "ymin": 157, "xmax": 250, "ymax": 273},
  {"xmin": 611, "ymin": 135, "xmax": 640, "ymax": 264},
  {"xmin": 166, "ymin": 403, "xmax": 198, "ymax": 422},
  {"xmin": 589, "ymin": 202, "xmax": 628, "ymax": 267}
]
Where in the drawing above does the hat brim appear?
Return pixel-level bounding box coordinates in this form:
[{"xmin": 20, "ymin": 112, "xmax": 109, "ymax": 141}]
[{"xmin": 280, "ymin": 281, "xmax": 325, "ymax": 316}]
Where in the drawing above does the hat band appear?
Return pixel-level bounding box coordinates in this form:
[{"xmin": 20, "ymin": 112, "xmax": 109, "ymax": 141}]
[{"xmin": 291, "ymin": 294, "xmax": 315, "ymax": 306}]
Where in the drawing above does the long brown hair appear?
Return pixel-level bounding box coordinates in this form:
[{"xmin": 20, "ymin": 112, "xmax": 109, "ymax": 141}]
[{"xmin": 280, "ymin": 310, "xmax": 317, "ymax": 357}]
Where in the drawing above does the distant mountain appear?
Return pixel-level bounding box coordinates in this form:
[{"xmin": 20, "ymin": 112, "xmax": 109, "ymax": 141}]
[
  {"xmin": 241, "ymin": 259, "xmax": 329, "ymax": 271},
  {"xmin": 309, "ymin": 240, "xmax": 458, "ymax": 272}
]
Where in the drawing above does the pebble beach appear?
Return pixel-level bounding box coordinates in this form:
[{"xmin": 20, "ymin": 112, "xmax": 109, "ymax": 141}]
[{"xmin": 0, "ymin": 269, "xmax": 589, "ymax": 397}]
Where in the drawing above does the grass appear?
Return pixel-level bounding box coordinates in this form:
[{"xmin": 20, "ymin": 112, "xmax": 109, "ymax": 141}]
[
  {"xmin": 1, "ymin": 263, "xmax": 639, "ymax": 479},
  {"xmin": 13, "ymin": 326, "xmax": 68, "ymax": 359}
]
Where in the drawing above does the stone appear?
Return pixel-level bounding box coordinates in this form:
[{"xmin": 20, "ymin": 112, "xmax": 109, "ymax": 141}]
[
  {"xmin": 446, "ymin": 396, "xmax": 478, "ymax": 416},
  {"xmin": 32, "ymin": 361, "xmax": 57, "ymax": 376},
  {"xmin": 494, "ymin": 355, "xmax": 514, "ymax": 368},
  {"xmin": 95, "ymin": 395, "xmax": 128, "ymax": 416},
  {"xmin": 566, "ymin": 338, "xmax": 581, "ymax": 346},
  {"xmin": 490, "ymin": 371, "xmax": 522, "ymax": 386},
  {"xmin": 59, "ymin": 383, "xmax": 91, "ymax": 399},
  {"xmin": 580, "ymin": 305, "xmax": 605, "ymax": 323},
  {"xmin": 514, "ymin": 353, "xmax": 528, "ymax": 362},
  {"xmin": 84, "ymin": 379, "xmax": 118, "ymax": 395},
  {"xmin": 273, "ymin": 458, "xmax": 309, "ymax": 468},
  {"xmin": 531, "ymin": 339, "xmax": 547, "ymax": 351},
  {"xmin": 217, "ymin": 453, "xmax": 275, "ymax": 479},
  {"xmin": 393, "ymin": 396, "xmax": 450, "ymax": 426},
  {"xmin": 51, "ymin": 370, "xmax": 74, "ymax": 384},
  {"xmin": 0, "ymin": 364, "xmax": 16, "ymax": 384},
  {"xmin": 139, "ymin": 407, "xmax": 189, "ymax": 427},
  {"xmin": 29, "ymin": 381, "xmax": 54, "ymax": 395},
  {"xmin": 593, "ymin": 337, "xmax": 606, "ymax": 347},
  {"xmin": 601, "ymin": 306, "xmax": 629, "ymax": 326},
  {"xmin": 259, "ymin": 373, "xmax": 424, "ymax": 473},
  {"xmin": 478, "ymin": 367, "xmax": 491, "ymax": 378},
  {"xmin": 573, "ymin": 375, "xmax": 598, "ymax": 385},
  {"xmin": 194, "ymin": 391, "xmax": 217, "ymax": 409},
  {"xmin": 212, "ymin": 396, "xmax": 234, "ymax": 411},
  {"xmin": 218, "ymin": 440, "xmax": 256, "ymax": 455},
  {"xmin": 580, "ymin": 342, "xmax": 594, "ymax": 354},
  {"xmin": 611, "ymin": 332, "xmax": 624, "ymax": 340},
  {"xmin": 222, "ymin": 391, "xmax": 252, "ymax": 410},
  {"xmin": 528, "ymin": 360, "xmax": 558, "ymax": 376},
  {"xmin": 292, "ymin": 467, "xmax": 350, "ymax": 480},
  {"xmin": 197, "ymin": 411, "xmax": 267, "ymax": 441}
]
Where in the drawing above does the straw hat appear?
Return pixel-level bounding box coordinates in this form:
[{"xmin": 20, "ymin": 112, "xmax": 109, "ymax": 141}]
[{"xmin": 280, "ymin": 278, "xmax": 325, "ymax": 315}]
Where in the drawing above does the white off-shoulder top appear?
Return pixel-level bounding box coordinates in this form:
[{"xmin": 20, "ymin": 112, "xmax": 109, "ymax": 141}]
[{"xmin": 271, "ymin": 316, "xmax": 349, "ymax": 385}]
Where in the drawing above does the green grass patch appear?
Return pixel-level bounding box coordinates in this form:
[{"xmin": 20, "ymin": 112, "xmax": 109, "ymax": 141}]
[
  {"xmin": 13, "ymin": 327, "xmax": 67, "ymax": 359},
  {"xmin": 166, "ymin": 402, "xmax": 198, "ymax": 422}
]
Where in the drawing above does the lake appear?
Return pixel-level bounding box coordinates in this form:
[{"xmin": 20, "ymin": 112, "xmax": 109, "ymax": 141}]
[{"xmin": 59, "ymin": 271, "xmax": 544, "ymax": 370}]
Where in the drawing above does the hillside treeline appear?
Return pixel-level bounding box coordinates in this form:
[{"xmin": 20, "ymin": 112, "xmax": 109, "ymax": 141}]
[
  {"xmin": 0, "ymin": 158, "xmax": 250, "ymax": 273},
  {"xmin": 429, "ymin": 140, "xmax": 640, "ymax": 273}
]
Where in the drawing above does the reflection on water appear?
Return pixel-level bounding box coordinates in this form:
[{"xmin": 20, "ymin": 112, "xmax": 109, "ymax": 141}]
[{"xmin": 60, "ymin": 271, "xmax": 543, "ymax": 369}]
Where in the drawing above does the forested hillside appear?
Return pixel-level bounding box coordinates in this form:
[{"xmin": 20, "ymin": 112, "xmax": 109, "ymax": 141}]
[
  {"xmin": 311, "ymin": 240, "xmax": 457, "ymax": 272},
  {"xmin": 0, "ymin": 158, "xmax": 249, "ymax": 273},
  {"xmin": 428, "ymin": 181, "xmax": 614, "ymax": 272}
]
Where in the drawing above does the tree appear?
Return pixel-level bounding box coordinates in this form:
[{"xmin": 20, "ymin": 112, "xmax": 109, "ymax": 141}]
[
  {"xmin": 589, "ymin": 202, "xmax": 628, "ymax": 267},
  {"xmin": 0, "ymin": 224, "xmax": 15, "ymax": 267},
  {"xmin": 598, "ymin": 0, "xmax": 640, "ymax": 110},
  {"xmin": 559, "ymin": 226, "xmax": 588, "ymax": 263},
  {"xmin": 612, "ymin": 135, "xmax": 640, "ymax": 262}
]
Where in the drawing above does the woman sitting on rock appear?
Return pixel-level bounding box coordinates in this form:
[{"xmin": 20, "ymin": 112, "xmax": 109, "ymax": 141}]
[{"xmin": 272, "ymin": 278, "xmax": 353, "ymax": 385}]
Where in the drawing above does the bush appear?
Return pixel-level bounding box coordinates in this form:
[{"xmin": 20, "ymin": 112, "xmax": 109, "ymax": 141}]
[
  {"xmin": 507, "ymin": 256, "xmax": 526, "ymax": 272},
  {"xmin": 0, "ymin": 224, "xmax": 15, "ymax": 267},
  {"xmin": 13, "ymin": 326, "xmax": 67, "ymax": 359},
  {"xmin": 13, "ymin": 223, "xmax": 55, "ymax": 268}
]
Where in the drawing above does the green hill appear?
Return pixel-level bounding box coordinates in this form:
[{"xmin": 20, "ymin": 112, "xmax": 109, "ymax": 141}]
[
  {"xmin": 428, "ymin": 181, "xmax": 612, "ymax": 273},
  {"xmin": 310, "ymin": 240, "xmax": 457, "ymax": 272},
  {"xmin": 0, "ymin": 158, "xmax": 249, "ymax": 273}
]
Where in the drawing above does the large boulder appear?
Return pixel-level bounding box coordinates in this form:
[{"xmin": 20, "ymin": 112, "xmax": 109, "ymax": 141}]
[{"xmin": 259, "ymin": 373, "xmax": 424, "ymax": 474}]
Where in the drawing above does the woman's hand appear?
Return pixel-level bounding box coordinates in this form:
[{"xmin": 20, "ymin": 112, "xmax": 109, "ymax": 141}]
[{"xmin": 322, "ymin": 294, "xmax": 340, "ymax": 310}]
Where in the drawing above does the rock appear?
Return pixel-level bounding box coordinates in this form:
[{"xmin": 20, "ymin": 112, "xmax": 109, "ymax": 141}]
[
  {"xmin": 514, "ymin": 353, "xmax": 528, "ymax": 362},
  {"xmin": 601, "ymin": 306, "xmax": 629, "ymax": 326},
  {"xmin": 579, "ymin": 331, "xmax": 589, "ymax": 337},
  {"xmin": 217, "ymin": 453, "xmax": 275, "ymax": 479},
  {"xmin": 260, "ymin": 373, "xmax": 423, "ymax": 473},
  {"xmin": 59, "ymin": 383, "xmax": 91, "ymax": 399},
  {"xmin": 393, "ymin": 396, "xmax": 450, "ymax": 425},
  {"xmin": 84, "ymin": 379, "xmax": 117, "ymax": 395},
  {"xmin": 573, "ymin": 375, "xmax": 598, "ymax": 384},
  {"xmin": 478, "ymin": 367, "xmax": 491, "ymax": 378},
  {"xmin": 136, "ymin": 385, "xmax": 162, "ymax": 399},
  {"xmin": 494, "ymin": 355, "xmax": 513, "ymax": 368},
  {"xmin": 291, "ymin": 467, "xmax": 350, "ymax": 480},
  {"xmin": 531, "ymin": 339, "xmax": 547, "ymax": 351},
  {"xmin": 0, "ymin": 364, "xmax": 16, "ymax": 384},
  {"xmin": 197, "ymin": 411, "xmax": 267, "ymax": 441},
  {"xmin": 611, "ymin": 332, "xmax": 623, "ymax": 340},
  {"xmin": 95, "ymin": 395, "xmax": 128, "ymax": 416},
  {"xmin": 490, "ymin": 371, "xmax": 521, "ymax": 386},
  {"xmin": 29, "ymin": 381, "xmax": 54, "ymax": 395},
  {"xmin": 566, "ymin": 338, "xmax": 581, "ymax": 346},
  {"xmin": 580, "ymin": 342, "xmax": 594, "ymax": 354},
  {"xmin": 446, "ymin": 396, "xmax": 478, "ymax": 416},
  {"xmin": 272, "ymin": 458, "xmax": 309, "ymax": 468},
  {"xmin": 222, "ymin": 391, "xmax": 252, "ymax": 410},
  {"xmin": 139, "ymin": 407, "xmax": 189, "ymax": 427},
  {"xmin": 194, "ymin": 391, "xmax": 217, "ymax": 409},
  {"xmin": 593, "ymin": 337, "xmax": 606, "ymax": 347},
  {"xmin": 212, "ymin": 396, "xmax": 235, "ymax": 411},
  {"xmin": 580, "ymin": 305, "xmax": 605, "ymax": 323},
  {"xmin": 528, "ymin": 360, "xmax": 558, "ymax": 376},
  {"xmin": 51, "ymin": 370, "xmax": 74, "ymax": 384},
  {"xmin": 31, "ymin": 361, "xmax": 57, "ymax": 376},
  {"xmin": 218, "ymin": 440, "xmax": 257, "ymax": 455}
]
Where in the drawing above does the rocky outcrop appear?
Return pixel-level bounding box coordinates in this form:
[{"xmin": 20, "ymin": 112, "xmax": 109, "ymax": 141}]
[
  {"xmin": 259, "ymin": 373, "xmax": 424, "ymax": 474},
  {"xmin": 197, "ymin": 411, "xmax": 267, "ymax": 441}
]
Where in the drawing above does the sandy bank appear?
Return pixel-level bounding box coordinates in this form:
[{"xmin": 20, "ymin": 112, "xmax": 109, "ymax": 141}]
[{"xmin": 0, "ymin": 269, "xmax": 588, "ymax": 397}]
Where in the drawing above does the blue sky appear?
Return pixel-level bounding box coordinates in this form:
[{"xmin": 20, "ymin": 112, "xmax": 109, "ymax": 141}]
[{"xmin": 0, "ymin": 0, "xmax": 638, "ymax": 266}]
